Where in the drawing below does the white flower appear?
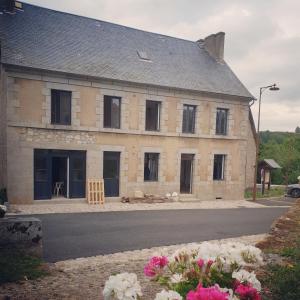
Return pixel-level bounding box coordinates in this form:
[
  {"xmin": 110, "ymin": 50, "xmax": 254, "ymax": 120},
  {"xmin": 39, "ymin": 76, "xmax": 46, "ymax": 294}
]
[
  {"xmin": 103, "ymin": 272, "xmax": 142, "ymax": 300},
  {"xmin": 195, "ymin": 241, "xmax": 263, "ymax": 270},
  {"xmin": 154, "ymin": 289, "xmax": 182, "ymax": 300},
  {"xmin": 218, "ymin": 287, "xmax": 239, "ymax": 300},
  {"xmin": 232, "ymin": 269, "xmax": 261, "ymax": 291},
  {"xmin": 170, "ymin": 273, "xmax": 183, "ymax": 283}
]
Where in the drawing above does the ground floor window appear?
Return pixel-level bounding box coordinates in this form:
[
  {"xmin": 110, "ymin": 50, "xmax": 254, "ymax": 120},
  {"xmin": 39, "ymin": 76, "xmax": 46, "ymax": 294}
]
[
  {"xmin": 144, "ymin": 153, "xmax": 159, "ymax": 181},
  {"xmin": 213, "ymin": 154, "xmax": 226, "ymax": 180}
]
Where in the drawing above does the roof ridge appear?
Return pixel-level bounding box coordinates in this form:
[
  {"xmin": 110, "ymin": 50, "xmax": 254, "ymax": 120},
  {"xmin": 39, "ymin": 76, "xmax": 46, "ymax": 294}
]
[{"xmin": 20, "ymin": 1, "xmax": 197, "ymax": 44}]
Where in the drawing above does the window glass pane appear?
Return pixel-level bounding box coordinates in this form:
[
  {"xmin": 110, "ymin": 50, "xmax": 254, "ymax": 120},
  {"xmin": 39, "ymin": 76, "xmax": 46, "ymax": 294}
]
[
  {"xmin": 104, "ymin": 96, "xmax": 121, "ymax": 128},
  {"xmin": 216, "ymin": 108, "xmax": 228, "ymax": 135},
  {"xmin": 182, "ymin": 105, "xmax": 196, "ymax": 133},
  {"xmin": 60, "ymin": 92, "xmax": 71, "ymax": 125},
  {"xmin": 51, "ymin": 90, "xmax": 71, "ymax": 125},
  {"xmin": 144, "ymin": 153, "xmax": 159, "ymax": 181},
  {"xmin": 111, "ymin": 98, "xmax": 120, "ymax": 128},
  {"xmin": 213, "ymin": 154, "xmax": 225, "ymax": 180},
  {"xmin": 145, "ymin": 101, "xmax": 160, "ymax": 131}
]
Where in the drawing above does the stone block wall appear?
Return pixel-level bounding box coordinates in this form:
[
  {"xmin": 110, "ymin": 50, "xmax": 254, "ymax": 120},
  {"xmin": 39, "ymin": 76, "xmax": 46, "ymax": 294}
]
[
  {"xmin": 0, "ymin": 217, "xmax": 43, "ymax": 257},
  {"xmin": 3, "ymin": 69, "xmax": 256, "ymax": 203}
]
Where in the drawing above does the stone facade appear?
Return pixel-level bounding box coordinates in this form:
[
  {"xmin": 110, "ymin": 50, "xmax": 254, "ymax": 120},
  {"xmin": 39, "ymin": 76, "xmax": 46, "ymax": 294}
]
[{"xmin": 2, "ymin": 69, "xmax": 256, "ymax": 204}]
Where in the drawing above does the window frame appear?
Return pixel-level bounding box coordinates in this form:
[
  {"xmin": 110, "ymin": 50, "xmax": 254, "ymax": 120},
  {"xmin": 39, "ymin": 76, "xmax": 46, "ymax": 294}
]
[
  {"xmin": 144, "ymin": 152, "xmax": 159, "ymax": 182},
  {"xmin": 145, "ymin": 100, "xmax": 161, "ymax": 131},
  {"xmin": 182, "ymin": 104, "xmax": 196, "ymax": 134},
  {"xmin": 213, "ymin": 154, "xmax": 226, "ymax": 181},
  {"xmin": 103, "ymin": 95, "xmax": 121, "ymax": 129},
  {"xmin": 51, "ymin": 89, "xmax": 72, "ymax": 125},
  {"xmin": 215, "ymin": 108, "xmax": 229, "ymax": 135}
]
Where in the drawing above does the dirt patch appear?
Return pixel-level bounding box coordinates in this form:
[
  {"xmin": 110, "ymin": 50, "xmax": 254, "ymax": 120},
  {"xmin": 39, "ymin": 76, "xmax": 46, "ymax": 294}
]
[{"xmin": 256, "ymin": 198, "xmax": 300, "ymax": 252}]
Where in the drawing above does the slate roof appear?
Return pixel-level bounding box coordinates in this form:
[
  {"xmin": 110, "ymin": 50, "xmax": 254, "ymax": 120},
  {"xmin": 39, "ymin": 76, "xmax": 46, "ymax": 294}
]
[{"xmin": 0, "ymin": 2, "xmax": 253, "ymax": 99}]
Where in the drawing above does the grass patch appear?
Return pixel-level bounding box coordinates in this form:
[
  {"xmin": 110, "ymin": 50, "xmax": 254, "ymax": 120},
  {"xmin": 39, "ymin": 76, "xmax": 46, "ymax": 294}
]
[
  {"xmin": 257, "ymin": 200, "xmax": 300, "ymax": 299},
  {"xmin": 262, "ymin": 263, "xmax": 300, "ymax": 300},
  {"xmin": 244, "ymin": 186, "xmax": 285, "ymax": 199},
  {"xmin": 0, "ymin": 249, "xmax": 49, "ymax": 284}
]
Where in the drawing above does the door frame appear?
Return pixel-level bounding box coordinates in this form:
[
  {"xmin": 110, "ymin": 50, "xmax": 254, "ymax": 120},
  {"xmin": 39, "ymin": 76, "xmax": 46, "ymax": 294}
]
[{"xmin": 179, "ymin": 153, "xmax": 195, "ymax": 194}]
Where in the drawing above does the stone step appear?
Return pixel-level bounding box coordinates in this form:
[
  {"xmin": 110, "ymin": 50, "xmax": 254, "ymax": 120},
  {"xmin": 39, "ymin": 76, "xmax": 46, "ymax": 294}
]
[{"xmin": 179, "ymin": 195, "xmax": 199, "ymax": 202}]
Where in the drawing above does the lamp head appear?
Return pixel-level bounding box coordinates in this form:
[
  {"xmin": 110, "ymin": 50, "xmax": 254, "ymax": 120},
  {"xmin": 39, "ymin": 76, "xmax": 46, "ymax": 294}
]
[{"xmin": 269, "ymin": 84, "xmax": 280, "ymax": 91}]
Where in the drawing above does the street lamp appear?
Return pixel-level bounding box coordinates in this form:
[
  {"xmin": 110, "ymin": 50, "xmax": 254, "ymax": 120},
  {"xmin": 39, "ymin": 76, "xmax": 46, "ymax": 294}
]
[{"xmin": 253, "ymin": 83, "xmax": 280, "ymax": 201}]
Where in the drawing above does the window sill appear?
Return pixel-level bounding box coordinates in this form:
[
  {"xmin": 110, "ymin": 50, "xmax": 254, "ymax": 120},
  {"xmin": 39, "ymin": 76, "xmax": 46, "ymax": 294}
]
[
  {"xmin": 48, "ymin": 124, "xmax": 72, "ymax": 129},
  {"xmin": 144, "ymin": 180, "xmax": 159, "ymax": 183}
]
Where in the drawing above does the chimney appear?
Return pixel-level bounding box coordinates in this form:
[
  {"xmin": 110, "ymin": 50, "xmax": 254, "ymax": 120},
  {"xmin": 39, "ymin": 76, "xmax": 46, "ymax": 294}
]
[{"xmin": 199, "ymin": 32, "xmax": 225, "ymax": 62}]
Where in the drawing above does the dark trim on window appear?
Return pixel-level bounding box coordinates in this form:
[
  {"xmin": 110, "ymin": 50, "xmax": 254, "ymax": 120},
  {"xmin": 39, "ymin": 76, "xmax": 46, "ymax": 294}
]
[
  {"xmin": 145, "ymin": 100, "xmax": 161, "ymax": 131},
  {"xmin": 215, "ymin": 108, "xmax": 228, "ymax": 135},
  {"xmin": 182, "ymin": 104, "xmax": 196, "ymax": 134},
  {"xmin": 213, "ymin": 154, "xmax": 226, "ymax": 180},
  {"xmin": 103, "ymin": 95, "xmax": 121, "ymax": 129},
  {"xmin": 144, "ymin": 153, "xmax": 159, "ymax": 181},
  {"xmin": 51, "ymin": 89, "xmax": 72, "ymax": 125}
]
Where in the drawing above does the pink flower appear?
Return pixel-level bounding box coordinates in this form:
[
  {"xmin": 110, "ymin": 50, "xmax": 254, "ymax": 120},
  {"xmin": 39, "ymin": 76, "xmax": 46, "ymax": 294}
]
[
  {"xmin": 206, "ymin": 260, "xmax": 214, "ymax": 269},
  {"xmin": 235, "ymin": 283, "xmax": 261, "ymax": 300},
  {"xmin": 186, "ymin": 284, "xmax": 229, "ymax": 300},
  {"xmin": 197, "ymin": 259, "xmax": 205, "ymax": 269},
  {"xmin": 144, "ymin": 256, "xmax": 169, "ymax": 277}
]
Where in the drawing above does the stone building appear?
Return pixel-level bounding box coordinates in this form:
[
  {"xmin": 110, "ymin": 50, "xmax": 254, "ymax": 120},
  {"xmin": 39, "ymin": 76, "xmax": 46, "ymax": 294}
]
[{"xmin": 0, "ymin": 1, "xmax": 256, "ymax": 204}]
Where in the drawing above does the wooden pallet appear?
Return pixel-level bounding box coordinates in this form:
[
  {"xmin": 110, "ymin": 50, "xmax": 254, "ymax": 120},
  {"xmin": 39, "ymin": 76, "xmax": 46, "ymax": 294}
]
[{"xmin": 87, "ymin": 179, "xmax": 105, "ymax": 205}]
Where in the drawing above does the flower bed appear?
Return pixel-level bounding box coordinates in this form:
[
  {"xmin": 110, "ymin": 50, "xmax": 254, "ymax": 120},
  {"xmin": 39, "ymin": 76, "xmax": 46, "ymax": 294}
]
[{"xmin": 103, "ymin": 241, "xmax": 263, "ymax": 299}]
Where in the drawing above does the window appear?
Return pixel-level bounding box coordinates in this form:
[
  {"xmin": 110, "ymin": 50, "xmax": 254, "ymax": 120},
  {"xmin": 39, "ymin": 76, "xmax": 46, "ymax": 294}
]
[
  {"xmin": 216, "ymin": 108, "xmax": 228, "ymax": 135},
  {"xmin": 104, "ymin": 96, "xmax": 121, "ymax": 129},
  {"xmin": 144, "ymin": 153, "xmax": 159, "ymax": 181},
  {"xmin": 213, "ymin": 154, "xmax": 226, "ymax": 180},
  {"xmin": 145, "ymin": 100, "xmax": 161, "ymax": 131},
  {"xmin": 51, "ymin": 90, "xmax": 72, "ymax": 125},
  {"xmin": 182, "ymin": 104, "xmax": 196, "ymax": 133}
]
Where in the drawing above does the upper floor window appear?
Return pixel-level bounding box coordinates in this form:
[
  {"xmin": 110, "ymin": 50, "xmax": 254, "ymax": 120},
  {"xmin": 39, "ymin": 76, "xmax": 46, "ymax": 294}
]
[
  {"xmin": 104, "ymin": 96, "xmax": 121, "ymax": 129},
  {"xmin": 213, "ymin": 154, "xmax": 226, "ymax": 180},
  {"xmin": 182, "ymin": 104, "xmax": 196, "ymax": 134},
  {"xmin": 144, "ymin": 153, "xmax": 159, "ymax": 181},
  {"xmin": 51, "ymin": 90, "xmax": 71, "ymax": 125},
  {"xmin": 216, "ymin": 108, "xmax": 228, "ymax": 135},
  {"xmin": 145, "ymin": 100, "xmax": 161, "ymax": 131}
]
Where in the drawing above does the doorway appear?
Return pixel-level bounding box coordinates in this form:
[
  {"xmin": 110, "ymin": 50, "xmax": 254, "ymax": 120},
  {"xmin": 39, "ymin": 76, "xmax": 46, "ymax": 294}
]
[
  {"xmin": 52, "ymin": 156, "xmax": 68, "ymax": 198},
  {"xmin": 34, "ymin": 149, "xmax": 86, "ymax": 200},
  {"xmin": 103, "ymin": 151, "xmax": 120, "ymax": 197},
  {"xmin": 180, "ymin": 154, "xmax": 194, "ymax": 194}
]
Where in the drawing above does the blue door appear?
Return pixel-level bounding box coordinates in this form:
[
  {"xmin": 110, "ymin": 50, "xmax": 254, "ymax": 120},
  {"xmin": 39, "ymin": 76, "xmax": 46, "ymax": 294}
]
[
  {"xmin": 69, "ymin": 151, "xmax": 86, "ymax": 198},
  {"xmin": 103, "ymin": 152, "xmax": 120, "ymax": 197},
  {"xmin": 34, "ymin": 149, "xmax": 52, "ymax": 200}
]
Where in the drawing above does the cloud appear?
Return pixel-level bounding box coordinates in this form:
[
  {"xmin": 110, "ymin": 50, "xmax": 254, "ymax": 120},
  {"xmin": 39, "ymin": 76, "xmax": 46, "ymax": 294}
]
[{"xmin": 22, "ymin": 0, "xmax": 300, "ymax": 131}]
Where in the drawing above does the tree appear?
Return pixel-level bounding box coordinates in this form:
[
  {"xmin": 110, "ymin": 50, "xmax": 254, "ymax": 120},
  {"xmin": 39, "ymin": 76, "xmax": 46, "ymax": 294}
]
[{"xmin": 295, "ymin": 126, "xmax": 300, "ymax": 133}]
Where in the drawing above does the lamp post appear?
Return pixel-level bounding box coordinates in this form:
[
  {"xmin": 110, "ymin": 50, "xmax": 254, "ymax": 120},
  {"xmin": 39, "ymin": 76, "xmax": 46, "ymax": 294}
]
[{"xmin": 253, "ymin": 83, "xmax": 279, "ymax": 201}]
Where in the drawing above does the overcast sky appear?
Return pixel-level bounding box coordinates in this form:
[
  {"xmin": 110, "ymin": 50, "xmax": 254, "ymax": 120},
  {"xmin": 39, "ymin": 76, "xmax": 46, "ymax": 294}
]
[{"xmin": 23, "ymin": 0, "xmax": 300, "ymax": 132}]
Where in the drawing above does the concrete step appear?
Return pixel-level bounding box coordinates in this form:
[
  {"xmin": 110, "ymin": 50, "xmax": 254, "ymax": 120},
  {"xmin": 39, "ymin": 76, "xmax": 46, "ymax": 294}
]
[{"xmin": 179, "ymin": 195, "xmax": 199, "ymax": 202}]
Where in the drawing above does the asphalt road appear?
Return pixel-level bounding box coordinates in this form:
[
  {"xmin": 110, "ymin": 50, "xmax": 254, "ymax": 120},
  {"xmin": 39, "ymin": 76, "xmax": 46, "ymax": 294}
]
[{"xmin": 32, "ymin": 206, "xmax": 289, "ymax": 262}]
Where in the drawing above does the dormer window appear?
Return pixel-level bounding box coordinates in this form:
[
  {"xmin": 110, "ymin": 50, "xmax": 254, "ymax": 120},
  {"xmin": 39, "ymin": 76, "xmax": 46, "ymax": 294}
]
[{"xmin": 137, "ymin": 50, "xmax": 151, "ymax": 62}]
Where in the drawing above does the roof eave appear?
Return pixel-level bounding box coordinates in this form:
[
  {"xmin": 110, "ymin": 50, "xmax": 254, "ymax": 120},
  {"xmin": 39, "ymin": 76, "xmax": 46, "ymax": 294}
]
[{"xmin": 3, "ymin": 63, "xmax": 254, "ymax": 102}]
